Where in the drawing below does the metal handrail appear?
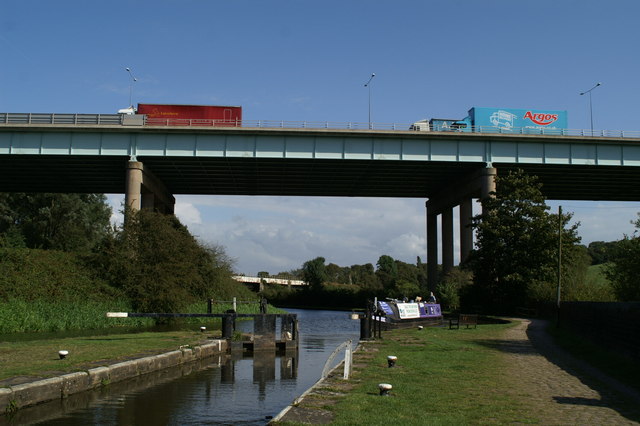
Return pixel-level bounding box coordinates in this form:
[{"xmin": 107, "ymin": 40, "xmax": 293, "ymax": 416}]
[
  {"xmin": 0, "ymin": 112, "xmax": 123, "ymax": 126},
  {"xmin": 146, "ymin": 118, "xmax": 640, "ymax": 138},
  {"xmin": 2, "ymin": 112, "xmax": 640, "ymax": 138}
]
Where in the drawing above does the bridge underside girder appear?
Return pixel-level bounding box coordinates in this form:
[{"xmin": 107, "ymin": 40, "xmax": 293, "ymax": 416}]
[{"xmin": 2, "ymin": 155, "xmax": 640, "ymax": 201}]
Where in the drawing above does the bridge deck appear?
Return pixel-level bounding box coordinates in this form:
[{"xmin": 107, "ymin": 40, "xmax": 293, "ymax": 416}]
[{"xmin": 2, "ymin": 122, "xmax": 640, "ymax": 201}]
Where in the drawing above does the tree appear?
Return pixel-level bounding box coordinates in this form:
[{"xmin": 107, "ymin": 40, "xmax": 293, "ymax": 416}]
[
  {"xmin": 376, "ymin": 255, "xmax": 398, "ymax": 293},
  {"xmin": 587, "ymin": 240, "xmax": 620, "ymax": 265},
  {"xmin": 325, "ymin": 263, "xmax": 343, "ymax": 283},
  {"xmin": 0, "ymin": 193, "xmax": 111, "ymax": 252},
  {"xmin": 90, "ymin": 209, "xmax": 242, "ymax": 313},
  {"xmin": 395, "ymin": 260, "xmax": 420, "ymax": 298},
  {"xmin": 416, "ymin": 256, "xmax": 428, "ymax": 293},
  {"xmin": 436, "ymin": 268, "xmax": 472, "ymax": 312},
  {"xmin": 466, "ymin": 170, "xmax": 580, "ymax": 312},
  {"xmin": 302, "ymin": 257, "xmax": 327, "ymax": 291},
  {"xmin": 605, "ymin": 214, "xmax": 640, "ymax": 301},
  {"xmin": 349, "ymin": 263, "xmax": 380, "ymax": 290}
]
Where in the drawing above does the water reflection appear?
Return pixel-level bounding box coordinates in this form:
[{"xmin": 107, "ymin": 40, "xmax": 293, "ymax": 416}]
[{"xmin": 2, "ymin": 309, "xmax": 358, "ymax": 426}]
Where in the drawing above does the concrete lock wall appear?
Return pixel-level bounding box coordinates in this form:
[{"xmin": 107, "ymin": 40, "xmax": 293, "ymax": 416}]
[
  {"xmin": 559, "ymin": 302, "xmax": 640, "ymax": 361},
  {"xmin": 0, "ymin": 340, "xmax": 228, "ymax": 413}
]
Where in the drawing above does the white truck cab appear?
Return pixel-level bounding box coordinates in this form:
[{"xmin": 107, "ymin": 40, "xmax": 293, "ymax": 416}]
[{"xmin": 410, "ymin": 119, "xmax": 430, "ymax": 131}]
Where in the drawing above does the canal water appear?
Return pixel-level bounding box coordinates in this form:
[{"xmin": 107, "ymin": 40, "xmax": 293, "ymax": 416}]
[{"xmin": 5, "ymin": 309, "xmax": 360, "ymax": 425}]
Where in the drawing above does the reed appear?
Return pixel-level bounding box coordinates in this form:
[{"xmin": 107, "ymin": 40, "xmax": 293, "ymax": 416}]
[
  {"xmin": 0, "ymin": 298, "xmax": 284, "ymax": 334},
  {"xmin": 0, "ymin": 299, "xmax": 153, "ymax": 334}
]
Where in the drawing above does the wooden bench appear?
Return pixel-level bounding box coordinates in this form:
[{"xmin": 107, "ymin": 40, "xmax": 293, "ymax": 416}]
[{"xmin": 449, "ymin": 314, "xmax": 478, "ymax": 329}]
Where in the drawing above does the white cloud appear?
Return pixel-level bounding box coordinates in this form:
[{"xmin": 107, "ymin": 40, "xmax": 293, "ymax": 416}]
[
  {"xmin": 179, "ymin": 195, "xmax": 431, "ymax": 274},
  {"xmin": 105, "ymin": 194, "xmax": 640, "ymax": 277},
  {"xmin": 175, "ymin": 202, "xmax": 202, "ymax": 226},
  {"xmin": 106, "ymin": 194, "xmax": 124, "ymax": 227}
]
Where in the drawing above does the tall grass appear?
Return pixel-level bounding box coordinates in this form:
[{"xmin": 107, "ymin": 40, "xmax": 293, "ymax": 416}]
[
  {"xmin": 0, "ymin": 299, "xmax": 154, "ymax": 334},
  {"xmin": 0, "ymin": 298, "xmax": 285, "ymax": 334}
]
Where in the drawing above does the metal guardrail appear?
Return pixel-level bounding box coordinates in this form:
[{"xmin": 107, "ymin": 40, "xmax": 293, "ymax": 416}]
[
  {"xmin": 2, "ymin": 113, "xmax": 640, "ymax": 138},
  {"xmin": 321, "ymin": 339, "xmax": 353, "ymax": 379},
  {"xmin": 0, "ymin": 113, "xmax": 123, "ymax": 125}
]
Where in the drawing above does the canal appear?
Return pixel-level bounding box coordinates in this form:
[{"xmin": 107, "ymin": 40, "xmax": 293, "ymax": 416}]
[{"xmin": 4, "ymin": 309, "xmax": 360, "ymax": 425}]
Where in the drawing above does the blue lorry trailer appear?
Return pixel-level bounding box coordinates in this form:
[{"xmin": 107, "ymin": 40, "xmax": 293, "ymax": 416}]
[{"xmin": 415, "ymin": 107, "xmax": 568, "ymax": 134}]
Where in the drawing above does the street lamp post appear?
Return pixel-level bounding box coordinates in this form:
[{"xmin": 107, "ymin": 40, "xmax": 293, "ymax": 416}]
[
  {"xmin": 579, "ymin": 82, "xmax": 601, "ymax": 135},
  {"xmin": 364, "ymin": 73, "xmax": 375, "ymax": 129},
  {"xmin": 125, "ymin": 67, "xmax": 138, "ymax": 109}
]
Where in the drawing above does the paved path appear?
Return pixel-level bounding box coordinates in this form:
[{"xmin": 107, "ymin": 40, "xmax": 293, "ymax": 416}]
[{"xmin": 501, "ymin": 318, "xmax": 640, "ymax": 424}]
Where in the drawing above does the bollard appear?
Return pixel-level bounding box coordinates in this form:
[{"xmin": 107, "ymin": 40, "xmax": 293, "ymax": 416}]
[
  {"xmin": 222, "ymin": 312, "xmax": 236, "ymax": 339},
  {"xmin": 207, "ymin": 299, "xmax": 213, "ymax": 314},
  {"xmin": 360, "ymin": 314, "xmax": 371, "ymax": 340},
  {"xmin": 378, "ymin": 383, "xmax": 392, "ymax": 396},
  {"xmin": 387, "ymin": 355, "xmax": 397, "ymax": 368}
]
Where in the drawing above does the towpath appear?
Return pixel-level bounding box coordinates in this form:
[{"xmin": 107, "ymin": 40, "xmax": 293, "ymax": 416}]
[
  {"xmin": 500, "ymin": 318, "xmax": 640, "ymax": 424},
  {"xmin": 275, "ymin": 318, "xmax": 640, "ymax": 424}
]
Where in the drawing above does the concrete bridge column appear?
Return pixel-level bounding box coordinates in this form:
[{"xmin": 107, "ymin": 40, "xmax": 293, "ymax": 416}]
[
  {"xmin": 125, "ymin": 161, "xmax": 143, "ymax": 211},
  {"xmin": 459, "ymin": 198, "xmax": 473, "ymax": 264},
  {"xmin": 481, "ymin": 166, "xmax": 497, "ymax": 198},
  {"xmin": 125, "ymin": 159, "xmax": 175, "ymax": 215},
  {"xmin": 441, "ymin": 207, "xmax": 454, "ymax": 275},
  {"xmin": 425, "ymin": 165, "xmax": 497, "ymax": 290},
  {"xmin": 426, "ymin": 205, "xmax": 438, "ymax": 293}
]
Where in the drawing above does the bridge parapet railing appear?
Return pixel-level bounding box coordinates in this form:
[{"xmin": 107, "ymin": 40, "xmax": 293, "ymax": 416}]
[
  {"xmin": 145, "ymin": 118, "xmax": 640, "ymax": 138},
  {"xmin": 0, "ymin": 112, "xmax": 123, "ymax": 125},
  {"xmin": 2, "ymin": 113, "xmax": 640, "ymax": 138}
]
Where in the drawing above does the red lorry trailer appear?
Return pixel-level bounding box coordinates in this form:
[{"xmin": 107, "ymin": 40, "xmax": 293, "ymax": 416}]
[{"xmin": 138, "ymin": 104, "xmax": 242, "ymax": 127}]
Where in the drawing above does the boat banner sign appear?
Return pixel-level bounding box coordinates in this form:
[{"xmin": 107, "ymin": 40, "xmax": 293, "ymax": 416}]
[{"xmin": 397, "ymin": 303, "xmax": 421, "ymax": 319}]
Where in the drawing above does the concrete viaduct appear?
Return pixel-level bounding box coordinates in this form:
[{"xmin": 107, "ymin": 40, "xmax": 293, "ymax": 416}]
[{"xmin": 2, "ymin": 113, "xmax": 640, "ymax": 290}]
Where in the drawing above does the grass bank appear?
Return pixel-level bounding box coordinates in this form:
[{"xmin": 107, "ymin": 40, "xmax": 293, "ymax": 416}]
[
  {"xmin": 0, "ymin": 245, "xmax": 263, "ymax": 334},
  {"xmin": 277, "ymin": 319, "xmax": 640, "ymax": 425},
  {"xmin": 0, "ymin": 330, "xmax": 213, "ymax": 383},
  {"xmin": 315, "ymin": 322, "xmax": 532, "ymax": 425},
  {"xmin": 0, "ymin": 301, "xmax": 285, "ymax": 384}
]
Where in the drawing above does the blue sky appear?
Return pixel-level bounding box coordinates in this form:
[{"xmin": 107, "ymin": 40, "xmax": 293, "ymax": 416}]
[{"xmin": 2, "ymin": 1, "xmax": 640, "ymax": 274}]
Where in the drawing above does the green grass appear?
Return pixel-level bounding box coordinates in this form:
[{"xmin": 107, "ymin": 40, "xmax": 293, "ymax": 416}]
[
  {"xmin": 0, "ymin": 330, "xmax": 212, "ymax": 382},
  {"xmin": 0, "ymin": 300, "xmax": 284, "ymax": 382},
  {"xmin": 324, "ymin": 323, "xmax": 535, "ymax": 425},
  {"xmin": 0, "ymin": 298, "xmax": 284, "ymax": 334},
  {"xmin": 586, "ymin": 263, "xmax": 611, "ymax": 287},
  {"xmin": 587, "ymin": 263, "xmax": 609, "ymax": 286},
  {"xmin": 0, "ymin": 299, "xmax": 155, "ymax": 333}
]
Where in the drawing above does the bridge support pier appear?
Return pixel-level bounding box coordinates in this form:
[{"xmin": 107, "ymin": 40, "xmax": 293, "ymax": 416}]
[
  {"xmin": 125, "ymin": 160, "xmax": 175, "ymax": 215},
  {"xmin": 426, "ymin": 165, "xmax": 496, "ymax": 292},
  {"xmin": 442, "ymin": 207, "xmax": 454, "ymax": 276},
  {"xmin": 459, "ymin": 198, "xmax": 473, "ymax": 264}
]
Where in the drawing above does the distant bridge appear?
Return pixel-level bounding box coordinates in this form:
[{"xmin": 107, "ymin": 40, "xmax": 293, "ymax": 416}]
[{"xmin": 232, "ymin": 275, "xmax": 308, "ymax": 287}]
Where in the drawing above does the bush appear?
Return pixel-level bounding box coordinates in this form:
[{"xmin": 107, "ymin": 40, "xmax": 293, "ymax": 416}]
[
  {"xmin": 90, "ymin": 209, "xmax": 254, "ymax": 314},
  {"xmin": 0, "ymin": 248, "xmax": 122, "ymax": 302},
  {"xmin": 436, "ymin": 268, "xmax": 472, "ymax": 312},
  {"xmin": 605, "ymin": 228, "xmax": 640, "ymax": 301}
]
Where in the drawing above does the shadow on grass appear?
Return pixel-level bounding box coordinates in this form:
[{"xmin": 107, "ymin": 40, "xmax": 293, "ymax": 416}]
[
  {"xmin": 553, "ymin": 396, "xmax": 608, "ymax": 406},
  {"xmin": 79, "ymin": 336, "xmax": 159, "ymax": 342},
  {"xmin": 473, "ymin": 338, "xmax": 538, "ymax": 355}
]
